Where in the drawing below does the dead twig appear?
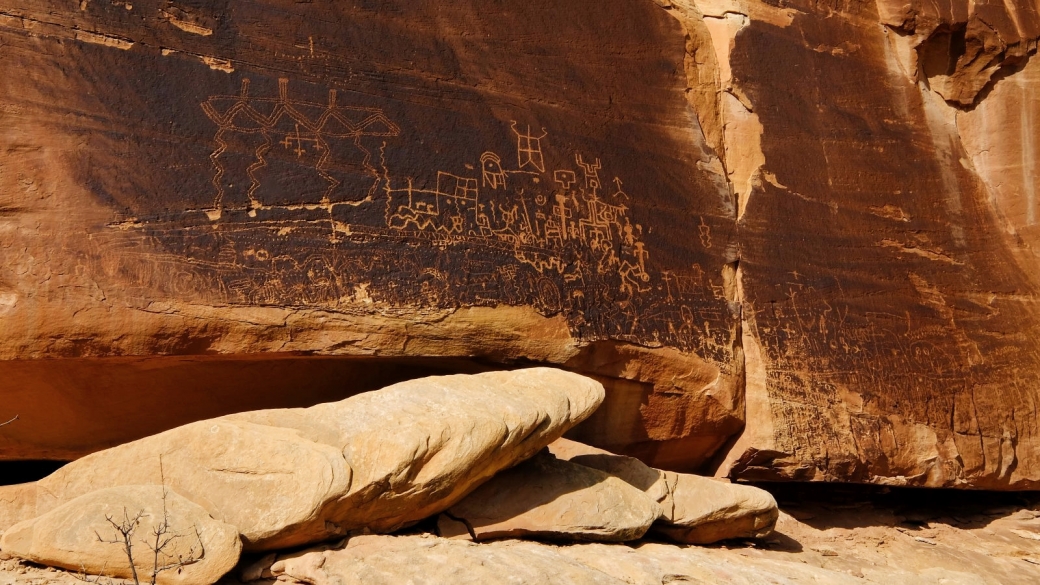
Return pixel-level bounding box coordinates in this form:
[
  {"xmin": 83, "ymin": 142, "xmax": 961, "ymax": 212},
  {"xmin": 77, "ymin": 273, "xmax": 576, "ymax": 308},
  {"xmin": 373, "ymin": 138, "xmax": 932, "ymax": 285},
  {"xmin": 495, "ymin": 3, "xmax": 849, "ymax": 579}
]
[
  {"xmin": 94, "ymin": 456, "xmax": 204, "ymax": 585},
  {"xmin": 95, "ymin": 509, "xmax": 145, "ymax": 585}
]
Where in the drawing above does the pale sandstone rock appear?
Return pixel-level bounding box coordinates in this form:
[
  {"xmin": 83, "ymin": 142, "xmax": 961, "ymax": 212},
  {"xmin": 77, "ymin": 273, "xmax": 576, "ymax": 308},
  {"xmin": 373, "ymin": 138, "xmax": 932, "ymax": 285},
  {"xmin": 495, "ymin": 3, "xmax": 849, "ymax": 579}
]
[
  {"xmin": 550, "ymin": 438, "xmax": 778, "ymax": 543},
  {"xmin": 32, "ymin": 369, "xmax": 604, "ymax": 551},
  {"xmin": 0, "ymin": 484, "xmax": 36, "ymax": 534},
  {"xmin": 238, "ymin": 540, "xmax": 344, "ymax": 583},
  {"xmin": 35, "ymin": 419, "xmax": 349, "ymax": 552},
  {"xmin": 444, "ymin": 450, "xmax": 660, "ymax": 542},
  {"xmin": 10, "ymin": 492, "xmax": 1040, "ymax": 585},
  {"xmin": 957, "ymin": 55, "xmax": 1040, "ymax": 295},
  {"xmin": 270, "ymin": 534, "xmax": 628, "ymax": 585},
  {"xmin": 549, "ymin": 438, "xmax": 670, "ymax": 503},
  {"xmin": 0, "ymin": 485, "xmax": 240, "ymax": 585},
  {"xmin": 267, "ymin": 531, "xmax": 1027, "ymax": 585}
]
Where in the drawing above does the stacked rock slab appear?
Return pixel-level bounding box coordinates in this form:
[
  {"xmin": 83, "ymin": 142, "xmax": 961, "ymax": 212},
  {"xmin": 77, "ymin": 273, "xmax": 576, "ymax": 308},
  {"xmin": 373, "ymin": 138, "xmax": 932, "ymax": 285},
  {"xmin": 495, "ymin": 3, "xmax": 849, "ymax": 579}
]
[
  {"xmin": 443, "ymin": 450, "xmax": 662, "ymax": 542},
  {"xmin": 550, "ymin": 438, "xmax": 778, "ymax": 544},
  {"xmin": 26, "ymin": 369, "xmax": 604, "ymax": 551}
]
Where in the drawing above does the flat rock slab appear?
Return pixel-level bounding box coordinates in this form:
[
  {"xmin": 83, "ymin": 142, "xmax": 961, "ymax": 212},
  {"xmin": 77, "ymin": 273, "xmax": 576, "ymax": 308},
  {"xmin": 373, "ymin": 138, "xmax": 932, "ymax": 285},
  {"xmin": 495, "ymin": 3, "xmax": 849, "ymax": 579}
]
[
  {"xmin": 653, "ymin": 474, "xmax": 778, "ymax": 544},
  {"xmin": 551, "ymin": 438, "xmax": 778, "ymax": 544},
  {"xmin": 0, "ymin": 485, "xmax": 241, "ymax": 585},
  {"xmin": 31, "ymin": 369, "xmax": 604, "ymax": 551},
  {"xmin": 444, "ymin": 450, "xmax": 660, "ymax": 542}
]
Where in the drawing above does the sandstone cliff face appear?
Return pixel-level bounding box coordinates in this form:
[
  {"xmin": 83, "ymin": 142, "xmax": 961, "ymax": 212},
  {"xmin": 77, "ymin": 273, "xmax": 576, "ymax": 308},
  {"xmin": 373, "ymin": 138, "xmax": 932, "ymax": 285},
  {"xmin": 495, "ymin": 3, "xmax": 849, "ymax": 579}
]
[
  {"xmin": 0, "ymin": 0, "xmax": 742, "ymax": 467},
  {"xmin": 0, "ymin": 0, "xmax": 1038, "ymax": 489},
  {"xmin": 697, "ymin": 0, "xmax": 1040, "ymax": 489}
]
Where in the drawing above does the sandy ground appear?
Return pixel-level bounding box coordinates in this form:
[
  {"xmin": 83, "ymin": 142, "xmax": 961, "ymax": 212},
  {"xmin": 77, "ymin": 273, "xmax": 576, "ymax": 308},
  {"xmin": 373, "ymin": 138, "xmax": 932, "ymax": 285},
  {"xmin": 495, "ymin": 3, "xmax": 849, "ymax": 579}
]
[{"xmin": 2, "ymin": 484, "xmax": 1040, "ymax": 584}]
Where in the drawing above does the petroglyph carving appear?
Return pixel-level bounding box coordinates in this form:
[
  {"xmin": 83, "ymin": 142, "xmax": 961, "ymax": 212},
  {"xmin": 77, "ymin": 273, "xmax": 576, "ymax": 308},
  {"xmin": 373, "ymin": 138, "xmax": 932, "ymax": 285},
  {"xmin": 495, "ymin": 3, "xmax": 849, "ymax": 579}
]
[
  {"xmin": 481, "ymin": 152, "xmax": 507, "ymax": 190},
  {"xmin": 101, "ymin": 78, "xmax": 733, "ymax": 363},
  {"xmin": 511, "ymin": 121, "xmax": 548, "ymax": 173},
  {"xmin": 698, "ymin": 217, "xmax": 712, "ymax": 249},
  {"xmin": 200, "ymin": 78, "xmax": 401, "ymax": 216}
]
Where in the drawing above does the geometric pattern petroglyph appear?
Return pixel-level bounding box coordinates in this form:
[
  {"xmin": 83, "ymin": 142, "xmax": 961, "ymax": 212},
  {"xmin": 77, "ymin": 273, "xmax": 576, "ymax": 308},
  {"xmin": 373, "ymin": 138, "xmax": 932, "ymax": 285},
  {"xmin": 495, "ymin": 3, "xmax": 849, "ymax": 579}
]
[{"xmin": 99, "ymin": 78, "xmax": 734, "ymax": 364}]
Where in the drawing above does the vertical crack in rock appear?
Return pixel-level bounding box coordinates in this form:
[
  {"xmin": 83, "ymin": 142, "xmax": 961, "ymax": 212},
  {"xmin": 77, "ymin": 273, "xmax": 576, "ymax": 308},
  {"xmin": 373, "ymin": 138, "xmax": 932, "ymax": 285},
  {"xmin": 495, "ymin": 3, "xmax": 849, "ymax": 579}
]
[
  {"xmin": 656, "ymin": 0, "xmax": 767, "ymax": 221},
  {"xmin": 655, "ymin": 0, "xmax": 792, "ymax": 476}
]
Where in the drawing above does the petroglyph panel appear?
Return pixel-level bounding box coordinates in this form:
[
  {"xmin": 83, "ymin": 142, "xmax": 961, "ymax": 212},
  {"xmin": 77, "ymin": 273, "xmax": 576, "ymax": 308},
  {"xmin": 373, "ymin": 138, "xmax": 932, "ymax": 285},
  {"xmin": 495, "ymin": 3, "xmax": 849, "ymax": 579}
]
[
  {"xmin": 0, "ymin": 0, "xmax": 743, "ymax": 466},
  {"xmin": 728, "ymin": 11, "xmax": 1040, "ymax": 489},
  {"xmin": 0, "ymin": 0, "xmax": 737, "ymax": 364},
  {"xmin": 91, "ymin": 75, "xmax": 733, "ymax": 359}
]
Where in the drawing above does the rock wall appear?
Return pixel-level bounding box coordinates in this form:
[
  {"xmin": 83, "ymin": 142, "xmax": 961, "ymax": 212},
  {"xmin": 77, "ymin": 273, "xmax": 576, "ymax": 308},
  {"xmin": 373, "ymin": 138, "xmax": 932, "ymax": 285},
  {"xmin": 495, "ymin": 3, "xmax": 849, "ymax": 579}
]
[
  {"xmin": 0, "ymin": 0, "xmax": 742, "ymax": 468},
  {"xmin": 0, "ymin": 0, "xmax": 1038, "ymax": 488},
  {"xmin": 701, "ymin": 0, "xmax": 1040, "ymax": 488}
]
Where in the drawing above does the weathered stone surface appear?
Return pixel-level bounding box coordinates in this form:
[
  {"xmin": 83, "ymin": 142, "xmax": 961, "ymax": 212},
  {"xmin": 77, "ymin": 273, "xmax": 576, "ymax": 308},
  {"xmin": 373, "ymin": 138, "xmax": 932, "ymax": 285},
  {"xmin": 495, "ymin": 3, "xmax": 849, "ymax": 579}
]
[
  {"xmin": 694, "ymin": 0, "xmax": 1040, "ymax": 489},
  {"xmin": 549, "ymin": 438, "xmax": 671, "ymax": 503},
  {"xmin": 958, "ymin": 55, "xmax": 1040, "ymax": 276},
  {"xmin": 550, "ymin": 438, "xmax": 777, "ymax": 543},
  {"xmin": 270, "ymin": 534, "xmax": 629, "ymax": 585},
  {"xmin": 0, "ymin": 483, "xmax": 36, "ymax": 535},
  {"xmin": 0, "ymin": 0, "xmax": 741, "ymax": 471},
  {"xmin": 9, "ymin": 489, "xmax": 1040, "ymax": 584},
  {"xmin": 875, "ymin": 0, "xmax": 1039, "ymax": 106},
  {"xmin": 30, "ymin": 369, "xmax": 604, "ymax": 551},
  {"xmin": 0, "ymin": 485, "xmax": 241, "ymax": 585},
  {"xmin": 652, "ymin": 474, "xmax": 777, "ymax": 544},
  {"xmin": 262, "ymin": 508, "xmax": 1040, "ymax": 585},
  {"xmin": 443, "ymin": 450, "xmax": 660, "ymax": 542}
]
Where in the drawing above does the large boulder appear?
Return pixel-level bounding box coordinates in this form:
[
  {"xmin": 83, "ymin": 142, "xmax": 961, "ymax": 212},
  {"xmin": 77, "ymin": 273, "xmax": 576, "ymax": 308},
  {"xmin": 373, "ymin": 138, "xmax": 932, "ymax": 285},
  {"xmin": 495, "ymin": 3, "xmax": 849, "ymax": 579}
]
[
  {"xmin": 443, "ymin": 450, "xmax": 661, "ymax": 542},
  {"xmin": 0, "ymin": 483, "xmax": 36, "ymax": 535},
  {"xmin": 550, "ymin": 438, "xmax": 778, "ymax": 544},
  {"xmin": 30, "ymin": 369, "xmax": 604, "ymax": 551},
  {"xmin": 0, "ymin": 485, "xmax": 241, "ymax": 585}
]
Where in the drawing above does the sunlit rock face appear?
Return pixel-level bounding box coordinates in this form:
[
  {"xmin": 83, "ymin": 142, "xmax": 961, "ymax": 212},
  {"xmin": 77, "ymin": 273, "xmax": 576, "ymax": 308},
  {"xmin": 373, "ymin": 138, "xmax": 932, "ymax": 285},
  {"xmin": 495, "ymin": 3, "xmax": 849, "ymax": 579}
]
[
  {"xmin": 700, "ymin": 0, "xmax": 1040, "ymax": 489},
  {"xmin": 0, "ymin": 0, "xmax": 1038, "ymax": 488},
  {"xmin": 0, "ymin": 0, "xmax": 741, "ymax": 469}
]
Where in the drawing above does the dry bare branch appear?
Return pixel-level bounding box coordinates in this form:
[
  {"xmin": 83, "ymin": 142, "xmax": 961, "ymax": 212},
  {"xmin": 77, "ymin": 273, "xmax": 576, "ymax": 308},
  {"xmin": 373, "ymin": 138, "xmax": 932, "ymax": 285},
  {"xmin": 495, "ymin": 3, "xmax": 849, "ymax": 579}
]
[
  {"xmin": 93, "ymin": 456, "xmax": 205, "ymax": 585},
  {"xmin": 95, "ymin": 509, "xmax": 145, "ymax": 585}
]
